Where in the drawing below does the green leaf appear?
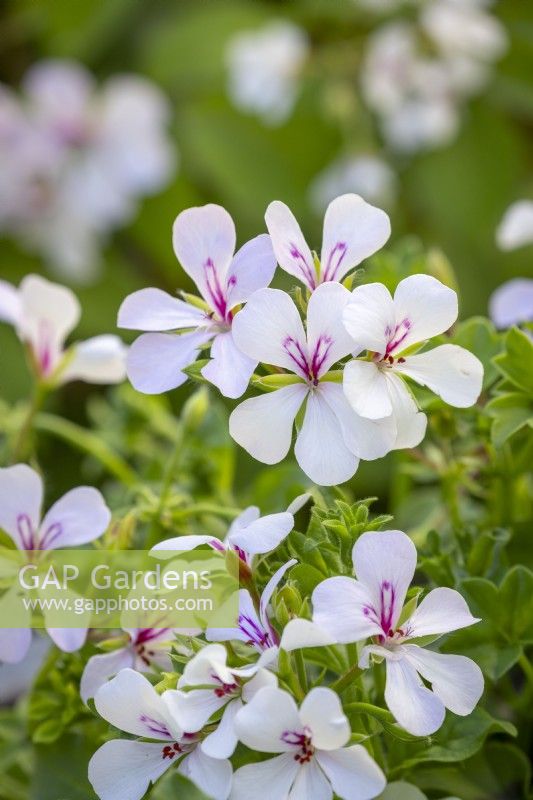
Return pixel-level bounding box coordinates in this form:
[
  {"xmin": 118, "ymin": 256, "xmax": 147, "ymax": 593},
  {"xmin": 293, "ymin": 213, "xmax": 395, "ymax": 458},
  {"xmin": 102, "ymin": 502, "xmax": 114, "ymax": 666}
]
[
  {"xmin": 499, "ymin": 565, "xmax": 533, "ymax": 643},
  {"xmin": 378, "ymin": 783, "xmax": 427, "ymax": 800},
  {"xmin": 493, "ymin": 327, "xmax": 533, "ymax": 395},
  {"xmin": 486, "ymin": 391, "xmax": 533, "ymax": 446}
]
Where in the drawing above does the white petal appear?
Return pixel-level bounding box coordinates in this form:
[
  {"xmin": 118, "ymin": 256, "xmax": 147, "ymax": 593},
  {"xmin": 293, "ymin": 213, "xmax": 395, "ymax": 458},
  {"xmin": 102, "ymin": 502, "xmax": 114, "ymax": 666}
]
[
  {"xmin": 231, "ymin": 753, "xmax": 299, "ymax": 800},
  {"xmin": 489, "ymin": 278, "xmax": 533, "ymax": 329},
  {"xmin": 201, "ymin": 331, "xmax": 256, "ymax": 398},
  {"xmin": 396, "ymin": 345, "xmax": 483, "ymax": 408},
  {"xmin": 385, "ymin": 654, "xmax": 445, "ymax": 736},
  {"xmin": 178, "ymin": 643, "xmax": 233, "ymax": 686},
  {"xmin": 0, "ymin": 628, "xmax": 32, "ymax": 663},
  {"xmin": 152, "ymin": 535, "xmax": 221, "ymax": 553},
  {"xmin": 206, "ymin": 590, "xmax": 264, "ymax": 648},
  {"xmin": 392, "ymin": 275, "xmax": 458, "ymax": 352},
  {"xmin": 225, "ymin": 234, "xmax": 277, "ymax": 307},
  {"xmin": 306, "ymin": 282, "xmax": 354, "ymax": 375},
  {"xmin": 39, "ymin": 486, "xmax": 110, "ymax": 549},
  {"xmin": 241, "ymin": 668, "xmax": 278, "ymax": 701},
  {"xmin": 496, "ymin": 200, "xmax": 533, "ymax": 251},
  {"xmin": 231, "ymin": 287, "xmax": 307, "ymax": 371},
  {"xmin": 173, "ymin": 204, "xmax": 236, "ymax": 303},
  {"xmin": 402, "ymin": 645, "xmax": 484, "ymax": 717},
  {"xmin": 59, "ymin": 335, "xmax": 127, "ymax": 385},
  {"xmin": 316, "ymin": 745, "xmax": 386, "ymax": 800},
  {"xmin": 0, "ymin": 279, "xmax": 21, "ymax": 326},
  {"xmin": 320, "ymin": 194, "xmax": 391, "ymax": 283},
  {"xmin": 343, "ymin": 283, "xmax": 395, "ymax": 356},
  {"xmin": 289, "ymin": 758, "xmax": 332, "ymax": 800},
  {"xmin": 118, "ymin": 288, "xmax": 205, "ymax": 331},
  {"xmin": 80, "ymin": 648, "xmax": 135, "ymax": 704},
  {"xmin": 47, "ymin": 627, "xmax": 88, "ymax": 652},
  {"xmin": 235, "ymin": 686, "xmax": 301, "ymax": 752},
  {"xmin": 286, "ymin": 493, "xmax": 311, "ymax": 515},
  {"xmin": 229, "ymin": 385, "xmax": 307, "ymax": 465},
  {"xmin": 353, "ymin": 531, "xmax": 417, "ymax": 632},
  {"xmin": 404, "ymin": 588, "xmax": 479, "ymax": 640},
  {"xmin": 178, "ymin": 748, "xmax": 233, "ymax": 800},
  {"xmin": 201, "ymin": 698, "xmax": 242, "ymax": 758},
  {"xmin": 294, "ymin": 389, "xmax": 359, "ymax": 486},
  {"xmin": 94, "ymin": 668, "xmax": 180, "ymax": 739},
  {"xmin": 279, "ymin": 618, "xmax": 336, "ymax": 652},
  {"xmin": 265, "ymin": 201, "xmax": 316, "ymax": 291},
  {"xmin": 385, "ymin": 372, "xmax": 427, "ymax": 450},
  {"xmin": 312, "ymin": 577, "xmax": 382, "ymax": 643},
  {"xmin": 343, "ymin": 361, "xmax": 392, "ymax": 420},
  {"xmin": 229, "ymin": 511, "xmax": 294, "ymax": 555},
  {"xmin": 300, "ymin": 688, "xmax": 350, "ymax": 750},
  {"xmin": 322, "ymin": 382, "xmax": 396, "ymax": 461},
  {"xmin": 88, "ymin": 739, "xmax": 172, "ymax": 800},
  {"xmin": 0, "ymin": 464, "xmax": 43, "ymax": 550},
  {"xmin": 126, "ymin": 331, "xmax": 209, "ymax": 394},
  {"xmin": 164, "ymin": 688, "xmax": 227, "ymax": 733}
]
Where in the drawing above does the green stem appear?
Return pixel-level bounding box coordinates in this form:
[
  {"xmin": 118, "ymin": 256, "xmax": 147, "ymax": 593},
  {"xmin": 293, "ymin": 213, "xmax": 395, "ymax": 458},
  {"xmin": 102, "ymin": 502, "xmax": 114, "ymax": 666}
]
[
  {"xmin": 147, "ymin": 430, "xmax": 183, "ymax": 548},
  {"xmin": 331, "ymin": 662, "xmax": 363, "ymax": 694},
  {"xmin": 12, "ymin": 382, "xmax": 48, "ymax": 462},
  {"xmin": 294, "ymin": 649, "xmax": 308, "ymax": 696},
  {"xmin": 518, "ymin": 652, "xmax": 533, "ymax": 694}
]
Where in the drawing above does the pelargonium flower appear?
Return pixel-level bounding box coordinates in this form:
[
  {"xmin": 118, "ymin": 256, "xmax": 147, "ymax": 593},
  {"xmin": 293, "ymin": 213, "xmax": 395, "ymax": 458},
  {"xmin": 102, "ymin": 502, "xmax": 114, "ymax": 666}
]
[
  {"xmin": 229, "ymin": 282, "xmax": 396, "ymax": 485},
  {"xmin": 265, "ymin": 193, "xmax": 390, "ymax": 292},
  {"xmin": 309, "ymin": 156, "xmax": 396, "ymax": 215},
  {"xmin": 165, "ymin": 643, "xmax": 277, "ymax": 759},
  {"xmin": 232, "ymin": 685, "xmax": 386, "ymax": 800},
  {"xmin": 0, "ymin": 463, "xmax": 111, "ymax": 662},
  {"xmin": 496, "ymin": 199, "xmax": 533, "ymax": 251},
  {"xmin": 0, "ymin": 274, "xmax": 126, "ymax": 385},
  {"xmin": 342, "ymin": 274, "xmax": 483, "ymax": 445},
  {"xmin": 118, "ymin": 204, "xmax": 276, "ymax": 399},
  {"xmin": 151, "ymin": 495, "xmax": 309, "ymax": 569},
  {"xmin": 489, "ymin": 279, "xmax": 533, "ymax": 331},
  {"xmin": 311, "ymin": 530, "xmax": 484, "ymax": 736},
  {"xmin": 88, "ymin": 668, "xmax": 232, "ymax": 800}
]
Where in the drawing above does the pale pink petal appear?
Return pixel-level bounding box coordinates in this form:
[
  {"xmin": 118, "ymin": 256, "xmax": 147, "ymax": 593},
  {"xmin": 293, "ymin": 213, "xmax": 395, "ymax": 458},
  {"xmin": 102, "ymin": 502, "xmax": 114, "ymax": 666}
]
[
  {"xmin": 201, "ymin": 330, "xmax": 256, "ymax": 398},
  {"xmin": 392, "ymin": 275, "xmax": 458, "ymax": 352},
  {"xmin": 343, "ymin": 360, "xmax": 392, "ymax": 420},
  {"xmin": 404, "ymin": 588, "xmax": 479, "ymax": 640},
  {"xmin": 385, "ymin": 654, "xmax": 446, "ymax": 736},
  {"xmin": 59, "ymin": 335, "xmax": 127, "ymax": 385},
  {"xmin": 306, "ymin": 282, "xmax": 354, "ymax": 375},
  {"xmin": 316, "ymin": 745, "xmax": 386, "ymax": 800},
  {"xmin": 80, "ymin": 647, "xmax": 134, "ymax": 704},
  {"xmin": 0, "ymin": 279, "xmax": 21, "ymax": 326},
  {"xmin": 178, "ymin": 748, "xmax": 232, "ymax": 800},
  {"xmin": 290, "ymin": 758, "xmax": 332, "ymax": 800},
  {"xmin": 229, "ymin": 385, "xmax": 307, "ymax": 465},
  {"xmin": 225, "ymin": 234, "xmax": 277, "ymax": 307},
  {"xmin": 0, "ymin": 628, "xmax": 32, "ymax": 663},
  {"xmin": 320, "ymin": 194, "xmax": 391, "ymax": 283},
  {"xmin": 235, "ymin": 685, "xmax": 301, "ymax": 752},
  {"xmin": 230, "ymin": 753, "xmax": 299, "ymax": 800},
  {"xmin": 343, "ymin": 283, "xmax": 395, "ymax": 355},
  {"xmin": 0, "ymin": 464, "xmax": 43, "ymax": 550},
  {"xmin": 228, "ymin": 511, "xmax": 294, "ymax": 555},
  {"xmin": 403, "ymin": 645, "xmax": 484, "ymax": 717},
  {"xmin": 396, "ymin": 344, "xmax": 483, "ymax": 407},
  {"xmin": 88, "ymin": 739, "xmax": 172, "ymax": 800},
  {"xmin": 265, "ymin": 201, "xmax": 316, "ymax": 291},
  {"xmin": 126, "ymin": 330, "xmax": 209, "ymax": 394},
  {"xmin": 39, "ymin": 486, "xmax": 110, "ymax": 549},
  {"xmin": 312, "ymin": 577, "xmax": 383, "ymax": 643},
  {"xmin": 118, "ymin": 288, "xmax": 206, "ymax": 331},
  {"xmin": 300, "ymin": 688, "xmax": 350, "ymax": 750},
  {"xmin": 47, "ymin": 627, "xmax": 88, "ymax": 652},
  {"xmin": 201, "ymin": 697, "xmax": 242, "ymax": 758}
]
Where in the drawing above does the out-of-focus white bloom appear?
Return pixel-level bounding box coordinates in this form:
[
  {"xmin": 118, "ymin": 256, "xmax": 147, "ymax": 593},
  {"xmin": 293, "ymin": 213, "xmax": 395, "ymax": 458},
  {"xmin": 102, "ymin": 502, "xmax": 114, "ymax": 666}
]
[
  {"xmin": 309, "ymin": 155, "xmax": 396, "ymax": 214},
  {"xmin": 0, "ymin": 60, "xmax": 175, "ymax": 281},
  {"xmin": 489, "ymin": 279, "xmax": 533, "ymax": 330},
  {"xmin": 362, "ymin": 1, "xmax": 507, "ymax": 153},
  {"xmin": 226, "ymin": 22, "xmax": 309, "ymax": 125},
  {"xmin": 496, "ymin": 200, "xmax": 533, "ymax": 251}
]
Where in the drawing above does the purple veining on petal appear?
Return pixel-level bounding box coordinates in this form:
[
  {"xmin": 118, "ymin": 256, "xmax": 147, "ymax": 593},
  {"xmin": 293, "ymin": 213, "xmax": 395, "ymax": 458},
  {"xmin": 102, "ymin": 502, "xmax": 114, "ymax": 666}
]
[
  {"xmin": 204, "ymin": 258, "xmax": 230, "ymax": 323},
  {"xmin": 38, "ymin": 521, "xmax": 63, "ymax": 550},
  {"xmin": 238, "ymin": 613, "xmax": 275, "ymax": 651},
  {"xmin": 36, "ymin": 319, "xmax": 54, "ymax": 377},
  {"xmin": 289, "ymin": 243, "xmax": 316, "ymax": 290},
  {"xmin": 281, "ymin": 727, "xmax": 315, "ymax": 763},
  {"xmin": 384, "ymin": 318, "xmax": 411, "ymax": 357},
  {"xmin": 283, "ymin": 335, "xmax": 310, "ymax": 380},
  {"xmin": 139, "ymin": 713, "xmax": 172, "ymax": 739},
  {"xmin": 16, "ymin": 513, "xmax": 37, "ymax": 550},
  {"xmin": 283, "ymin": 334, "xmax": 333, "ymax": 385},
  {"xmin": 379, "ymin": 580, "xmax": 396, "ymax": 636},
  {"xmin": 322, "ymin": 241, "xmax": 347, "ymax": 283},
  {"xmin": 309, "ymin": 334, "xmax": 333, "ymax": 381}
]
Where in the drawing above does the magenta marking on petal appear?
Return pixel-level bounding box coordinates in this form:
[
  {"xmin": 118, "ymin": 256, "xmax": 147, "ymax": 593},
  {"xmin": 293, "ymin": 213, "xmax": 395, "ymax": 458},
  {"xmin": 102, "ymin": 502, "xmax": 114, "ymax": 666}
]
[
  {"xmin": 16, "ymin": 513, "xmax": 37, "ymax": 550},
  {"xmin": 139, "ymin": 714, "xmax": 172, "ymax": 739},
  {"xmin": 385, "ymin": 318, "xmax": 411, "ymax": 357},
  {"xmin": 204, "ymin": 258, "xmax": 230, "ymax": 322},
  {"xmin": 322, "ymin": 241, "xmax": 347, "ymax": 282},
  {"xmin": 281, "ymin": 727, "xmax": 315, "ymax": 763},
  {"xmin": 283, "ymin": 334, "xmax": 333, "ymax": 384},
  {"xmin": 289, "ymin": 243, "xmax": 316, "ymax": 289},
  {"xmin": 379, "ymin": 581, "xmax": 396, "ymax": 635},
  {"xmin": 309, "ymin": 334, "xmax": 333, "ymax": 381},
  {"xmin": 38, "ymin": 521, "xmax": 63, "ymax": 550},
  {"xmin": 238, "ymin": 613, "xmax": 275, "ymax": 651}
]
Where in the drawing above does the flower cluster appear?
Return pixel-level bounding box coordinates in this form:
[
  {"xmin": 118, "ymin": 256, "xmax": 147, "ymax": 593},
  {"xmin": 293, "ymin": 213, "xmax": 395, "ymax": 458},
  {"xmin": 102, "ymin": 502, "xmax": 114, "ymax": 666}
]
[
  {"xmin": 120, "ymin": 194, "xmax": 483, "ymax": 485},
  {"xmin": 0, "ymin": 60, "xmax": 175, "ymax": 280}
]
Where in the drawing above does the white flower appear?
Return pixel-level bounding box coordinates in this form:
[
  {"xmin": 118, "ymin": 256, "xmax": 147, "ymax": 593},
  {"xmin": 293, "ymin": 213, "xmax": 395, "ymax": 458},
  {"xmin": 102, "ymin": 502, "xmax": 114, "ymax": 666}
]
[
  {"xmin": 229, "ymin": 282, "xmax": 396, "ymax": 485},
  {"xmin": 309, "ymin": 156, "xmax": 396, "ymax": 215},
  {"xmin": 489, "ymin": 278, "xmax": 533, "ymax": 330},
  {"xmin": 88, "ymin": 668, "xmax": 232, "ymax": 800},
  {"xmin": 118, "ymin": 204, "xmax": 276, "ymax": 399},
  {"xmin": 342, "ymin": 274, "xmax": 483, "ymax": 446},
  {"xmin": 311, "ymin": 530, "xmax": 484, "ymax": 736},
  {"xmin": 496, "ymin": 200, "xmax": 533, "ymax": 251},
  {"xmin": 164, "ymin": 643, "xmax": 277, "ymax": 759},
  {"xmin": 231, "ymin": 685, "xmax": 386, "ymax": 800},
  {"xmin": 265, "ymin": 193, "xmax": 390, "ymax": 291},
  {"xmin": 0, "ymin": 274, "xmax": 127, "ymax": 385},
  {"xmin": 0, "ymin": 463, "xmax": 111, "ymax": 663},
  {"xmin": 151, "ymin": 495, "xmax": 309, "ymax": 568},
  {"xmin": 226, "ymin": 22, "xmax": 309, "ymax": 125}
]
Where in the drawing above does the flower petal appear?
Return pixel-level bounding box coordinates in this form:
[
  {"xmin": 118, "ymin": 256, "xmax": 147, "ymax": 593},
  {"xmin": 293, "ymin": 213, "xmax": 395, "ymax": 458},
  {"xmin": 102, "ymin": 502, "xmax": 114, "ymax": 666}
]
[
  {"xmin": 404, "ymin": 588, "xmax": 479, "ymax": 640},
  {"xmin": 229, "ymin": 385, "xmax": 307, "ymax": 465},
  {"xmin": 0, "ymin": 464, "xmax": 43, "ymax": 550},
  {"xmin": 265, "ymin": 201, "xmax": 316, "ymax": 291},
  {"xmin": 294, "ymin": 389, "xmax": 359, "ymax": 486},
  {"xmin": 231, "ymin": 753, "xmax": 299, "ymax": 800},
  {"xmin": 312, "ymin": 577, "xmax": 383, "ymax": 643},
  {"xmin": 385, "ymin": 372, "xmax": 427, "ymax": 449},
  {"xmin": 392, "ymin": 275, "xmax": 458, "ymax": 352},
  {"xmin": 126, "ymin": 331, "xmax": 209, "ymax": 394},
  {"xmin": 88, "ymin": 739, "xmax": 172, "ymax": 800},
  {"xmin": 316, "ymin": 745, "xmax": 386, "ymax": 800},
  {"xmin": 229, "ymin": 511, "xmax": 294, "ymax": 555},
  {"xmin": 343, "ymin": 360, "xmax": 392, "ymax": 420},
  {"xmin": 353, "ymin": 531, "xmax": 417, "ymax": 632},
  {"xmin": 164, "ymin": 689, "xmax": 227, "ymax": 733},
  {"xmin": 320, "ymin": 193, "xmax": 391, "ymax": 283},
  {"xmin": 322, "ymin": 382, "xmax": 396, "ymax": 461},
  {"xmin": 234, "ymin": 686, "xmax": 301, "ymax": 752},
  {"xmin": 300, "ymin": 688, "xmax": 350, "ymax": 750},
  {"xmin": 279, "ymin": 618, "xmax": 337, "ymax": 652},
  {"xmin": 0, "ymin": 628, "xmax": 32, "ymax": 664},
  {"xmin": 59, "ymin": 335, "xmax": 127, "ymax": 385},
  {"xmin": 178, "ymin": 749, "xmax": 232, "ymax": 800},
  {"xmin": 118, "ymin": 288, "xmax": 205, "ymax": 331},
  {"xmin": 396, "ymin": 344, "xmax": 483, "ymax": 407},
  {"xmin": 152, "ymin": 535, "xmax": 221, "ymax": 552},
  {"xmin": 39, "ymin": 486, "xmax": 110, "ymax": 549},
  {"xmin": 80, "ymin": 647, "xmax": 134, "ymax": 704},
  {"xmin": 241, "ymin": 667, "xmax": 278, "ymax": 701},
  {"xmin": 201, "ymin": 697, "xmax": 242, "ymax": 759},
  {"xmin": 0, "ymin": 279, "xmax": 21, "ymax": 326},
  {"xmin": 46, "ymin": 627, "xmax": 88, "ymax": 652},
  {"xmin": 225, "ymin": 234, "xmax": 277, "ymax": 307},
  {"xmin": 489, "ymin": 278, "xmax": 533, "ymax": 329},
  {"xmin": 290, "ymin": 758, "xmax": 332, "ymax": 800},
  {"xmin": 201, "ymin": 330, "xmax": 256, "ymax": 399},
  {"xmin": 260, "ymin": 559, "xmax": 297, "ymax": 631},
  {"xmin": 306, "ymin": 282, "xmax": 354, "ymax": 374},
  {"xmin": 343, "ymin": 283, "xmax": 395, "ymax": 355},
  {"xmin": 402, "ymin": 645, "xmax": 484, "ymax": 717},
  {"xmin": 173, "ymin": 204, "xmax": 236, "ymax": 303},
  {"xmin": 231, "ymin": 287, "xmax": 307, "ymax": 371},
  {"xmin": 496, "ymin": 200, "xmax": 533, "ymax": 251},
  {"xmin": 384, "ymin": 653, "xmax": 446, "ymax": 736}
]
